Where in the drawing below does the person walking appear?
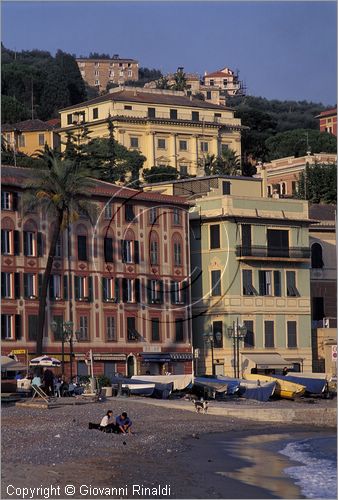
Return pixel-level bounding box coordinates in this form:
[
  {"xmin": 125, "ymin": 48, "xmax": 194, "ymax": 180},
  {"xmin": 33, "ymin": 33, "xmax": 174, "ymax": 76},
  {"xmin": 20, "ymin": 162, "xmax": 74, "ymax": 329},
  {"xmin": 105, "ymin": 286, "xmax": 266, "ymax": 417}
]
[{"xmin": 43, "ymin": 368, "xmax": 54, "ymax": 396}]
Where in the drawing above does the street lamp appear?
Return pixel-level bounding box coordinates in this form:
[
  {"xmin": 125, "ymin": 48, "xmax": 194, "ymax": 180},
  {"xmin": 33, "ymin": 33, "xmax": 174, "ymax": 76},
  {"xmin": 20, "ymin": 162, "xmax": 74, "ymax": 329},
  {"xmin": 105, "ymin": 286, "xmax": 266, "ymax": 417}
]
[
  {"xmin": 203, "ymin": 327, "xmax": 222, "ymax": 376},
  {"xmin": 51, "ymin": 320, "xmax": 81, "ymax": 379},
  {"xmin": 227, "ymin": 319, "xmax": 247, "ymax": 378}
]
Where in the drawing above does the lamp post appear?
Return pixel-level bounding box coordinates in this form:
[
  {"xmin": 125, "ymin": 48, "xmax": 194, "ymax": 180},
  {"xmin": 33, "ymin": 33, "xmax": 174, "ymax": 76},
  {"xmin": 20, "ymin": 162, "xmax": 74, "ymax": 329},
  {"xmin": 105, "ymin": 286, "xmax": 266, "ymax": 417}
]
[
  {"xmin": 203, "ymin": 327, "xmax": 222, "ymax": 376},
  {"xmin": 227, "ymin": 319, "xmax": 247, "ymax": 378},
  {"xmin": 51, "ymin": 320, "xmax": 81, "ymax": 379}
]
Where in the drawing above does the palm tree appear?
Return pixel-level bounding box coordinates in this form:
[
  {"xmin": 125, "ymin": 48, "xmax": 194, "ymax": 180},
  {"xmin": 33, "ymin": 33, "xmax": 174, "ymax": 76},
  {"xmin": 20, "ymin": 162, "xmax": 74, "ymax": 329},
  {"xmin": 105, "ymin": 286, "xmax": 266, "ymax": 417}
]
[
  {"xmin": 171, "ymin": 67, "xmax": 187, "ymax": 91},
  {"xmin": 24, "ymin": 149, "xmax": 97, "ymax": 355}
]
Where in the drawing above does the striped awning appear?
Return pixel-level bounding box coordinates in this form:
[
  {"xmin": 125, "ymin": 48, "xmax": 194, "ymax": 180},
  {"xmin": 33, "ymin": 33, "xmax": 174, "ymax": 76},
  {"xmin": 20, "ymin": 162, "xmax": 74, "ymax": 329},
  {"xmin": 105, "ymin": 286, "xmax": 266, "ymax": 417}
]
[
  {"xmin": 170, "ymin": 353, "xmax": 193, "ymax": 361},
  {"xmin": 75, "ymin": 353, "xmax": 126, "ymax": 361}
]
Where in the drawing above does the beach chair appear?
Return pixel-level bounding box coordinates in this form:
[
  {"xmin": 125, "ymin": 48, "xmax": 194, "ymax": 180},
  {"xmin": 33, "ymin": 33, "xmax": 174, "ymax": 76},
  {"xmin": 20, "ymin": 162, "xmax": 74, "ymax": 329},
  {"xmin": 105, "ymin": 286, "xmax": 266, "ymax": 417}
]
[{"xmin": 31, "ymin": 384, "xmax": 50, "ymax": 403}]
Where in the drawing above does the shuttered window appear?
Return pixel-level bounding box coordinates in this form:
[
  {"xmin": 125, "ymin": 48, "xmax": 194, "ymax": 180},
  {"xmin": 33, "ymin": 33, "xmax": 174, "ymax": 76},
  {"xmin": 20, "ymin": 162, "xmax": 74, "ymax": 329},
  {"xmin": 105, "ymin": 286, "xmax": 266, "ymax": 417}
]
[
  {"xmin": 28, "ymin": 315, "xmax": 38, "ymax": 341},
  {"xmin": 213, "ymin": 321, "xmax": 223, "ymax": 348},
  {"xmin": 287, "ymin": 321, "xmax": 297, "ymax": 348},
  {"xmin": 151, "ymin": 318, "xmax": 160, "ymax": 342},
  {"xmin": 267, "ymin": 229, "xmax": 289, "ymax": 257},
  {"xmin": 77, "ymin": 235, "xmax": 87, "ymax": 261},
  {"xmin": 264, "ymin": 321, "xmax": 274, "ymax": 348},
  {"xmin": 286, "ymin": 271, "xmax": 299, "ymax": 297},
  {"xmin": 106, "ymin": 316, "xmax": 116, "ymax": 341},
  {"xmin": 243, "ymin": 320, "xmax": 254, "ymax": 348},
  {"xmin": 241, "ymin": 225, "xmax": 251, "ymax": 255},
  {"xmin": 273, "ymin": 271, "xmax": 281, "ymax": 296},
  {"xmin": 104, "ymin": 237, "xmax": 113, "ymax": 262},
  {"xmin": 211, "ymin": 270, "xmax": 221, "ymax": 296},
  {"xmin": 175, "ymin": 319, "xmax": 184, "ymax": 342},
  {"xmin": 210, "ymin": 225, "xmax": 220, "ymax": 249},
  {"xmin": 242, "ymin": 270, "xmax": 257, "ymax": 295}
]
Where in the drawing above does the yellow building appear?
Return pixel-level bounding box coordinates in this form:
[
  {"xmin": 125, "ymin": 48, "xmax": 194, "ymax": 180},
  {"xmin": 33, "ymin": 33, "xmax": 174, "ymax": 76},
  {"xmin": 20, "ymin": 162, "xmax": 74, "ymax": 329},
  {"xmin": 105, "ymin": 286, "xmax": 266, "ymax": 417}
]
[
  {"xmin": 58, "ymin": 87, "xmax": 243, "ymax": 177},
  {"xmin": 2, "ymin": 119, "xmax": 60, "ymax": 156}
]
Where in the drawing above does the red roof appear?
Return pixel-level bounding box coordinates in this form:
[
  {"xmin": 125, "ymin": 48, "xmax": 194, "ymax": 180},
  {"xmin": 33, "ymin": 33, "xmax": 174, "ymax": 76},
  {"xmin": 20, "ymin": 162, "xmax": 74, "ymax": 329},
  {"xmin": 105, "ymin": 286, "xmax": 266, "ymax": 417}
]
[
  {"xmin": 45, "ymin": 118, "xmax": 61, "ymax": 128},
  {"xmin": 205, "ymin": 71, "xmax": 233, "ymax": 78},
  {"xmin": 2, "ymin": 119, "xmax": 57, "ymax": 132},
  {"xmin": 316, "ymin": 108, "xmax": 337, "ymax": 118}
]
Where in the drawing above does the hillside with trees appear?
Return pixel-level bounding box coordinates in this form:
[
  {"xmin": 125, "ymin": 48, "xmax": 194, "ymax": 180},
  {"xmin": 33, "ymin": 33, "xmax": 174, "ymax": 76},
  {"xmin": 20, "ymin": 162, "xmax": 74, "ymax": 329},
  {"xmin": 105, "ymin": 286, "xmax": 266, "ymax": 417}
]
[{"xmin": 1, "ymin": 45, "xmax": 87, "ymax": 123}]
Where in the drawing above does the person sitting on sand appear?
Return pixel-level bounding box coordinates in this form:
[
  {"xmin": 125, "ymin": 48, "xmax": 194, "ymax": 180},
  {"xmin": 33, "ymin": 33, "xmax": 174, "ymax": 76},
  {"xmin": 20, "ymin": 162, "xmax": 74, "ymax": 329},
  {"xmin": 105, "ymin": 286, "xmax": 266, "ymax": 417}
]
[
  {"xmin": 116, "ymin": 412, "xmax": 133, "ymax": 434},
  {"xmin": 100, "ymin": 410, "xmax": 117, "ymax": 432}
]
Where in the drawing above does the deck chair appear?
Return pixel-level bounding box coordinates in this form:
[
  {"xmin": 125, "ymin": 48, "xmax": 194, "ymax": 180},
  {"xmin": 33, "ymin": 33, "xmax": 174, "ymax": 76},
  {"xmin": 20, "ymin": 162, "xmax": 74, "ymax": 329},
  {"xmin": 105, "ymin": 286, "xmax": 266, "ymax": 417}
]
[{"xmin": 31, "ymin": 384, "xmax": 50, "ymax": 403}]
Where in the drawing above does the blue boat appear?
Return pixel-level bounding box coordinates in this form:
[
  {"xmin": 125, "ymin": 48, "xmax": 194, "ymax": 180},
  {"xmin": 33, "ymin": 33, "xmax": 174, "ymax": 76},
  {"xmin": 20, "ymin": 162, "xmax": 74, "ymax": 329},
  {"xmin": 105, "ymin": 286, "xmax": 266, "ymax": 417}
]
[{"xmin": 275, "ymin": 374, "xmax": 327, "ymax": 395}]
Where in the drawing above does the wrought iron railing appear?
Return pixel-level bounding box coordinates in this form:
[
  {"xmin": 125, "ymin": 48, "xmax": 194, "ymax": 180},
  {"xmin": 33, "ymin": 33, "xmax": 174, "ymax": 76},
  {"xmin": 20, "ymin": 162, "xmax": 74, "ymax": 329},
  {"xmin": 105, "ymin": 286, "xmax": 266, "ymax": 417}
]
[{"xmin": 236, "ymin": 246, "xmax": 310, "ymax": 259}]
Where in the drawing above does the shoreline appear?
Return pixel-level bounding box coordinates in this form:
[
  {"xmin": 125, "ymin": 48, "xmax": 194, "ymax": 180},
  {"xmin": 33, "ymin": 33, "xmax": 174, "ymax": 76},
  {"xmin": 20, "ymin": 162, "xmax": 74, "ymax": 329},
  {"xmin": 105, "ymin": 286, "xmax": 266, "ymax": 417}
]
[{"xmin": 1, "ymin": 400, "xmax": 336, "ymax": 499}]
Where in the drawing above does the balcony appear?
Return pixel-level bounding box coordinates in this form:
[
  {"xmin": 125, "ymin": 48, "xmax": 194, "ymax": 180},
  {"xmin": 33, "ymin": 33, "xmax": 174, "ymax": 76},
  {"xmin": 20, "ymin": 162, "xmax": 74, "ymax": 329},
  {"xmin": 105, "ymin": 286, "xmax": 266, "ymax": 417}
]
[{"xmin": 236, "ymin": 245, "xmax": 310, "ymax": 262}]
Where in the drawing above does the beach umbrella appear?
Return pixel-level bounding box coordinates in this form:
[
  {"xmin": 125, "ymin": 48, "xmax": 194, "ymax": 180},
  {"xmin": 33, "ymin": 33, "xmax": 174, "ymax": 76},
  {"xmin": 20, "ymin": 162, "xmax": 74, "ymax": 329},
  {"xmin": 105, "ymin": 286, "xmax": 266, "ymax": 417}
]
[
  {"xmin": 1, "ymin": 355, "xmax": 27, "ymax": 372},
  {"xmin": 29, "ymin": 356, "xmax": 61, "ymax": 367}
]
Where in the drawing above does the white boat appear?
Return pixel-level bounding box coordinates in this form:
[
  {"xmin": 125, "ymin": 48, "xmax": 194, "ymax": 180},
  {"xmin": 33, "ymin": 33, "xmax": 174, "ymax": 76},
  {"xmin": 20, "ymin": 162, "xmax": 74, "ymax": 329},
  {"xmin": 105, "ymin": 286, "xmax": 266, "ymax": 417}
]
[{"xmin": 122, "ymin": 383, "xmax": 155, "ymax": 396}]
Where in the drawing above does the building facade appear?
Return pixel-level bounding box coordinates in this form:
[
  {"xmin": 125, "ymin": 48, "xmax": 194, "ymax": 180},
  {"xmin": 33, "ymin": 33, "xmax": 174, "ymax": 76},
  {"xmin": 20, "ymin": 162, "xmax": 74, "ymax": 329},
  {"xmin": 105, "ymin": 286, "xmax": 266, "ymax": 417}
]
[
  {"xmin": 309, "ymin": 204, "xmax": 337, "ymax": 374},
  {"xmin": 316, "ymin": 108, "xmax": 337, "ymax": 137},
  {"xmin": 257, "ymin": 153, "xmax": 337, "ymax": 198},
  {"xmin": 203, "ymin": 67, "xmax": 245, "ymax": 96},
  {"xmin": 145, "ymin": 176, "xmax": 312, "ymax": 375},
  {"xmin": 2, "ymin": 119, "xmax": 61, "ymax": 157},
  {"xmin": 58, "ymin": 87, "xmax": 243, "ymax": 177},
  {"xmin": 76, "ymin": 56, "xmax": 139, "ymax": 91},
  {"xmin": 1, "ymin": 166, "xmax": 193, "ymax": 378}
]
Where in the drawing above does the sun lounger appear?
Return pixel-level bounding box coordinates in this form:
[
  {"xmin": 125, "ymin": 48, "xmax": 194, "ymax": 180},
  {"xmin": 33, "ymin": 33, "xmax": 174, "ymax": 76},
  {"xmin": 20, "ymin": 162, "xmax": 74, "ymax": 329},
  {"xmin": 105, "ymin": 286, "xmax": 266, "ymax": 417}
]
[{"xmin": 31, "ymin": 384, "xmax": 50, "ymax": 403}]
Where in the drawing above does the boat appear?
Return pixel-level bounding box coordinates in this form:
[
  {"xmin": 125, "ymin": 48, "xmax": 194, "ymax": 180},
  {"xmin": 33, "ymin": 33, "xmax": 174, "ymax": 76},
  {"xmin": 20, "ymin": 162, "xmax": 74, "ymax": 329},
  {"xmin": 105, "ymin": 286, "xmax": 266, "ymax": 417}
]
[
  {"xmin": 244, "ymin": 374, "xmax": 306, "ymax": 399},
  {"xmin": 275, "ymin": 374, "xmax": 327, "ymax": 395},
  {"xmin": 193, "ymin": 376, "xmax": 240, "ymax": 396},
  {"xmin": 218, "ymin": 376, "xmax": 276, "ymax": 402},
  {"xmin": 131, "ymin": 374, "xmax": 192, "ymax": 391},
  {"xmin": 122, "ymin": 383, "xmax": 155, "ymax": 396}
]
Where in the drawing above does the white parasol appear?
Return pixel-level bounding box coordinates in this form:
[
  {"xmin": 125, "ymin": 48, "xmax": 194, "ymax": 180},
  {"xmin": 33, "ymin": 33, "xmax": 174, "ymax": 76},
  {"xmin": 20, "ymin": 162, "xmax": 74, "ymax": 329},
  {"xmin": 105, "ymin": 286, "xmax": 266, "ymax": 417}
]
[
  {"xmin": 1, "ymin": 355, "xmax": 27, "ymax": 372},
  {"xmin": 29, "ymin": 356, "xmax": 61, "ymax": 367}
]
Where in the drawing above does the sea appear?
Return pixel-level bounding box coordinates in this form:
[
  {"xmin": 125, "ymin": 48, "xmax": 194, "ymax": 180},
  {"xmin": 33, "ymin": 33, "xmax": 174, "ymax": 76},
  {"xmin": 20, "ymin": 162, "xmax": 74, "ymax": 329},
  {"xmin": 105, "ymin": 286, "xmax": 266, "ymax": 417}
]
[{"xmin": 279, "ymin": 435, "xmax": 337, "ymax": 499}]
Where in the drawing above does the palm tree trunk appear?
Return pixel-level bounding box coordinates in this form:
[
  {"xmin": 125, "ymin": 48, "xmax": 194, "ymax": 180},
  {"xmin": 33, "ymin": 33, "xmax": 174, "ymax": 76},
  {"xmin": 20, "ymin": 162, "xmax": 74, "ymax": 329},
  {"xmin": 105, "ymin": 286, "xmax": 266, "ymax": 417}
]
[{"xmin": 36, "ymin": 211, "xmax": 63, "ymax": 355}]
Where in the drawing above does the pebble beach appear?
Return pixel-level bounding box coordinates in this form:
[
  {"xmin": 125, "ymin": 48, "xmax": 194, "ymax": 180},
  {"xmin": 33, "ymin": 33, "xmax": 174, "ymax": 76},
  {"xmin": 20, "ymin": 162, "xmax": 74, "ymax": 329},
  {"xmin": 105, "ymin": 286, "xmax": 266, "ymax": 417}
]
[{"xmin": 1, "ymin": 397, "xmax": 336, "ymax": 499}]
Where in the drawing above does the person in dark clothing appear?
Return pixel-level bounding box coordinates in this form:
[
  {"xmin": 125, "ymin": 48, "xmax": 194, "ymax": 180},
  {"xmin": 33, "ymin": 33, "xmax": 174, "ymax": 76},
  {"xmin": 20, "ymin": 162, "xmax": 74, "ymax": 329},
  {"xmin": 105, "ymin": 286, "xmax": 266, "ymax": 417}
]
[
  {"xmin": 43, "ymin": 368, "xmax": 54, "ymax": 396},
  {"xmin": 282, "ymin": 367, "xmax": 289, "ymax": 376},
  {"xmin": 116, "ymin": 412, "xmax": 133, "ymax": 434}
]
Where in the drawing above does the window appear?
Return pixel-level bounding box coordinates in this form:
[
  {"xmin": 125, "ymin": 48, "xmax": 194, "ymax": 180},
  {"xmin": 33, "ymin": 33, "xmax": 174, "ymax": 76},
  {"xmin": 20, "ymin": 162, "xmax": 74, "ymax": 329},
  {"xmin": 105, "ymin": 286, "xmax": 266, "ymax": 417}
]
[
  {"xmin": 94, "ymin": 62, "xmax": 100, "ymax": 67},
  {"xmin": 74, "ymin": 276, "xmax": 92, "ymax": 301},
  {"xmin": 128, "ymin": 70, "xmax": 132, "ymax": 77},
  {"xmin": 292, "ymin": 181, "xmax": 298, "ymax": 195},
  {"xmin": 174, "ymin": 242, "xmax": 181, "ymax": 266},
  {"xmin": 287, "ymin": 321, "xmax": 297, "ymax": 348},
  {"xmin": 130, "ymin": 137, "xmax": 139, "ymax": 148},
  {"xmin": 1, "ymin": 272, "xmax": 12, "ymax": 298},
  {"xmin": 241, "ymin": 225, "xmax": 251, "ymax": 255},
  {"xmin": 148, "ymin": 108, "xmax": 156, "ymax": 118},
  {"xmin": 121, "ymin": 240, "xmax": 139, "ymax": 263},
  {"xmin": 179, "ymin": 140, "xmax": 187, "ymax": 151},
  {"xmin": 104, "ymin": 203, "xmax": 112, "ymax": 220},
  {"xmin": 109, "ymin": 70, "xmax": 114, "ymax": 78},
  {"xmin": 67, "ymin": 113, "xmax": 72, "ymax": 125},
  {"xmin": 49, "ymin": 275, "xmax": 61, "ymax": 300},
  {"xmin": 94, "ymin": 71, "xmax": 99, "ymax": 77},
  {"xmin": 221, "ymin": 144, "xmax": 229, "ymax": 155},
  {"xmin": 170, "ymin": 109, "xmax": 178, "ymax": 120},
  {"xmin": 77, "ymin": 235, "xmax": 87, "ymax": 261},
  {"xmin": 206, "ymin": 91, "xmax": 212, "ymax": 100},
  {"xmin": 312, "ymin": 297, "xmax": 324, "ymax": 321},
  {"xmin": 243, "ymin": 320, "xmax": 254, "ymax": 348},
  {"xmin": 267, "ymin": 229, "xmax": 289, "ymax": 257},
  {"xmin": 78, "ymin": 316, "xmax": 89, "ymax": 341},
  {"xmin": 259, "ymin": 271, "xmax": 272, "ymax": 296},
  {"xmin": 286, "ymin": 271, "xmax": 299, "ymax": 297},
  {"xmin": 214, "ymin": 112, "xmax": 222, "ymax": 119},
  {"xmin": 38, "ymin": 134, "xmax": 45, "ymax": 146},
  {"xmin": 222, "ymin": 181, "xmax": 231, "ymax": 195},
  {"xmin": 28, "ymin": 315, "xmax": 38, "ymax": 341},
  {"xmin": 24, "ymin": 231, "xmax": 35, "ymax": 257},
  {"xmin": 213, "ymin": 321, "xmax": 223, "ymax": 348},
  {"xmin": 157, "ymin": 138, "xmax": 166, "ymax": 149},
  {"xmin": 119, "ymin": 70, "xmax": 124, "ymax": 76},
  {"xmin": 55, "ymin": 236, "xmax": 62, "ymax": 258},
  {"xmin": 18, "ymin": 135, "xmax": 25, "ymax": 147},
  {"xmin": 126, "ymin": 279, "xmax": 133, "ymax": 302},
  {"xmin": 52, "ymin": 315, "xmax": 63, "ymax": 341},
  {"xmin": 104, "ymin": 237, "xmax": 113, "ymax": 262},
  {"xmin": 175, "ymin": 319, "xmax": 184, "ymax": 342},
  {"xmin": 209, "ymin": 79, "xmax": 214, "ymax": 86},
  {"xmin": 124, "ymin": 105, "xmax": 132, "ymax": 110},
  {"xmin": 93, "ymin": 108, "xmax": 99, "ymax": 119},
  {"xmin": 180, "ymin": 165, "xmax": 188, "ymax": 176},
  {"xmin": 211, "ymin": 270, "xmax": 221, "ymax": 296},
  {"xmin": 151, "ymin": 318, "xmax": 160, "ymax": 342},
  {"xmin": 24, "ymin": 273, "xmax": 36, "ymax": 298},
  {"xmin": 95, "ymin": 80, "xmax": 100, "ymax": 86},
  {"xmin": 149, "ymin": 207, "xmax": 158, "ymax": 224},
  {"xmin": 192, "ymin": 111, "xmax": 199, "ymax": 122},
  {"xmin": 242, "ymin": 270, "xmax": 257, "ymax": 295},
  {"xmin": 200, "ymin": 141, "xmax": 208, "ymax": 152},
  {"xmin": 102, "ymin": 277, "xmax": 114, "ymax": 301},
  {"xmin": 106, "ymin": 316, "xmax": 116, "ymax": 341},
  {"xmin": 311, "ymin": 243, "xmax": 323, "ymax": 269},
  {"xmin": 1, "ymin": 229, "xmax": 11, "ymax": 254},
  {"xmin": 149, "ymin": 280, "xmax": 159, "ymax": 303},
  {"xmin": 1, "ymin": 192, "xmax": 11, "ymax": 210},
  {"xmin": 150, "ymin": 240, "xmax": 158, "ymax": 265},
  {"xmin": 210, "ymin": 224, "xmax": 220, "ymax": 249},
  {"xmin": 273, "ymin": 271, "xmax": 281, "ymax": 296},
  {"xmin": 127, "ymin": 317, "xmax": 137, "ymax": 341},
  {"xmin": 1, "ymin": 315, "xmax": 14, "ymax": 339},
  {"xmin": 264, "ymin": 321, "xmax": 274, "ymax": 348},
  {"xmin": 223, "ymin": 79, "xmax": 228, "ymax": 86},
  {"xmin": 173, "ymin": 208, "xmax": 181, "ymax": 225}
]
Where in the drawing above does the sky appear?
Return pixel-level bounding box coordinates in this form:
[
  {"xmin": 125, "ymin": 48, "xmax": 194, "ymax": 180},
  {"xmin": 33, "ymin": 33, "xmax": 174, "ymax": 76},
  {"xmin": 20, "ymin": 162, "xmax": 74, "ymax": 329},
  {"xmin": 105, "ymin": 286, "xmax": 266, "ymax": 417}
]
[{"xmin": 1, "ymin": 1, "xmax": 337, "ymax": 105}]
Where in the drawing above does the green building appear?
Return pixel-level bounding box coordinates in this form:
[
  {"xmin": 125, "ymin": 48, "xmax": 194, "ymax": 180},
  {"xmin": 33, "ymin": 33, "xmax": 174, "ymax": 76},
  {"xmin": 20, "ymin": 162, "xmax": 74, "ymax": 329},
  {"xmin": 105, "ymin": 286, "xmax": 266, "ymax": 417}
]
[{"xmin": 144, "ymin": 175, "xmax": 312, "ymax": 376}]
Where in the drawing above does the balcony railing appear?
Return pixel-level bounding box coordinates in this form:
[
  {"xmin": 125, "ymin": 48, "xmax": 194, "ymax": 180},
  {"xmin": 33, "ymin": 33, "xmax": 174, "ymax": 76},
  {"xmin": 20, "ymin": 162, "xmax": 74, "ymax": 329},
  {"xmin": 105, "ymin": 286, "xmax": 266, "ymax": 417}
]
[{"xmin": 236, "ymin": 246, "xmax": 310, "ymax": 259}]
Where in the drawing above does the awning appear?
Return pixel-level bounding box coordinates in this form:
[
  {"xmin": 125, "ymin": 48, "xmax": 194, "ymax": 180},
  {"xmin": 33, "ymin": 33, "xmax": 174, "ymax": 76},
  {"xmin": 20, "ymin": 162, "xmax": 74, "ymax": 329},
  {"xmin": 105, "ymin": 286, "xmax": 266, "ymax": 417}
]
[
  {"xmin": 140, "ymin": 353, "xmax": 171, "ymax": 363},
  {"xmin": 74, "ymin": 353, "xmax": 126, "ymax": 361},
  {"xmin": 170, "ymin": 353, "xmax": 193, "ymax": 361},
  {"xmin": 243, "ymin": 353, "xmax": 294, "ymax": 369}
]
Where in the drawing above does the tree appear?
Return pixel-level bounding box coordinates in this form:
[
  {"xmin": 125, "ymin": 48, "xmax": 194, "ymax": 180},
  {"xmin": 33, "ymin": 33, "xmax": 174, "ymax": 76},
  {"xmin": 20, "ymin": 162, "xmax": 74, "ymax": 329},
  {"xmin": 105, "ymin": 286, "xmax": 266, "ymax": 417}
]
[
  {"xmin": 265, "ymin": 129, "xmax": 337, "ymax": 160},
  {"xmin": 155, "ymin": 76, "xmax": 171, "ymax": 89},
  {"xmin": 297, "ymin": 162, "xmax": 337, "ymax": 204},
  {"xmin": 171, "ymin": 67, "xmax": 187, "ymax": 91},
  {"xmin": 143, "ymin": 165, "xmax": 179, "ymax": 184},
  {"xmin": 200, "ymin": 149, "xmax": 241, "ymax": 176},
  {"xmin": 24, "ymin": 149, "xmax": 97, "ymax": 355},
  {"xmin": 1, "ymin": 95, "xmax": 30, "ymax": 123},
  {"xmin": 55, "ymin": 50, "xmax": 87, "ymax": 104}
]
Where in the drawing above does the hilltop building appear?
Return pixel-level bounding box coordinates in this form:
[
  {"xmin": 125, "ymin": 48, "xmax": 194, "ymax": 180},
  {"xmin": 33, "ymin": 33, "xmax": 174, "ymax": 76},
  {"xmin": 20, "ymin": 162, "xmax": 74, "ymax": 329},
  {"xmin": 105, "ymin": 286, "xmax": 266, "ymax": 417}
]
[
  {"xmin": 2, "ymin": 119, "xmax": 61, "ymax": 157},
  {"xmin": 1, "ymin": 165, "xmax": 193, "ymax": 377},
  {"xmin": 58, "ymin": 87, "xmax": 243, "ymax": 177},
  {"xmin": 203, "ymin": 67, "xmax": 246, "ymax": 96},
  {"xmin": 76, "ymin": 55, "xmax": 139, "ymax": 91},
  {"xmin": 144, "ymin": 174, "xmax": 313, "ymax": 375},
  {"xmin": 316, "ymin": 108, "xmax": 337, "ymax": 136}
]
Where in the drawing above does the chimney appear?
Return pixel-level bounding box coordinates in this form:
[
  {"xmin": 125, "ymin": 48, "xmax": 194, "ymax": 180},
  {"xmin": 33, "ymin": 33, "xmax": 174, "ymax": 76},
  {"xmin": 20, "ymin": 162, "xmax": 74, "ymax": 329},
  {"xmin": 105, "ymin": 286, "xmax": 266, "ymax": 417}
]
[{"xmin": 258, "ymin": 162, "xmax": 268, "ymax": 198}]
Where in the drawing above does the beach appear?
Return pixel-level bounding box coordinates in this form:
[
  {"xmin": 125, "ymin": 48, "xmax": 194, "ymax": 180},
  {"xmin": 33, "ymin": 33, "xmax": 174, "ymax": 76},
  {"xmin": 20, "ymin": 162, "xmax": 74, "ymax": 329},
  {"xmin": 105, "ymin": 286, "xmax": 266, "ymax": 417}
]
[{"xmin": 1, "ymin": 398, "xmax": 336, "ymax": 499}]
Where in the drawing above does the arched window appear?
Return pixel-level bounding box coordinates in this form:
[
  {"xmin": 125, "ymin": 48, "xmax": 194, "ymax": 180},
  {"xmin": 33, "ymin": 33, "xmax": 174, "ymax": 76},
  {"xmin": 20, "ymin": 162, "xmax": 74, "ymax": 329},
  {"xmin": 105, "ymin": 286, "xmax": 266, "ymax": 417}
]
[
  {"xmin": 76, "ymin": 224, "xmax": 88, "ymax": 261},
  {"xmin": 311, "ymin": 243, "xmax": 323, "ymax": 269},
  {"xmin": 103, "ymin": 226, "xmax": 114, "ymax": 263}
]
